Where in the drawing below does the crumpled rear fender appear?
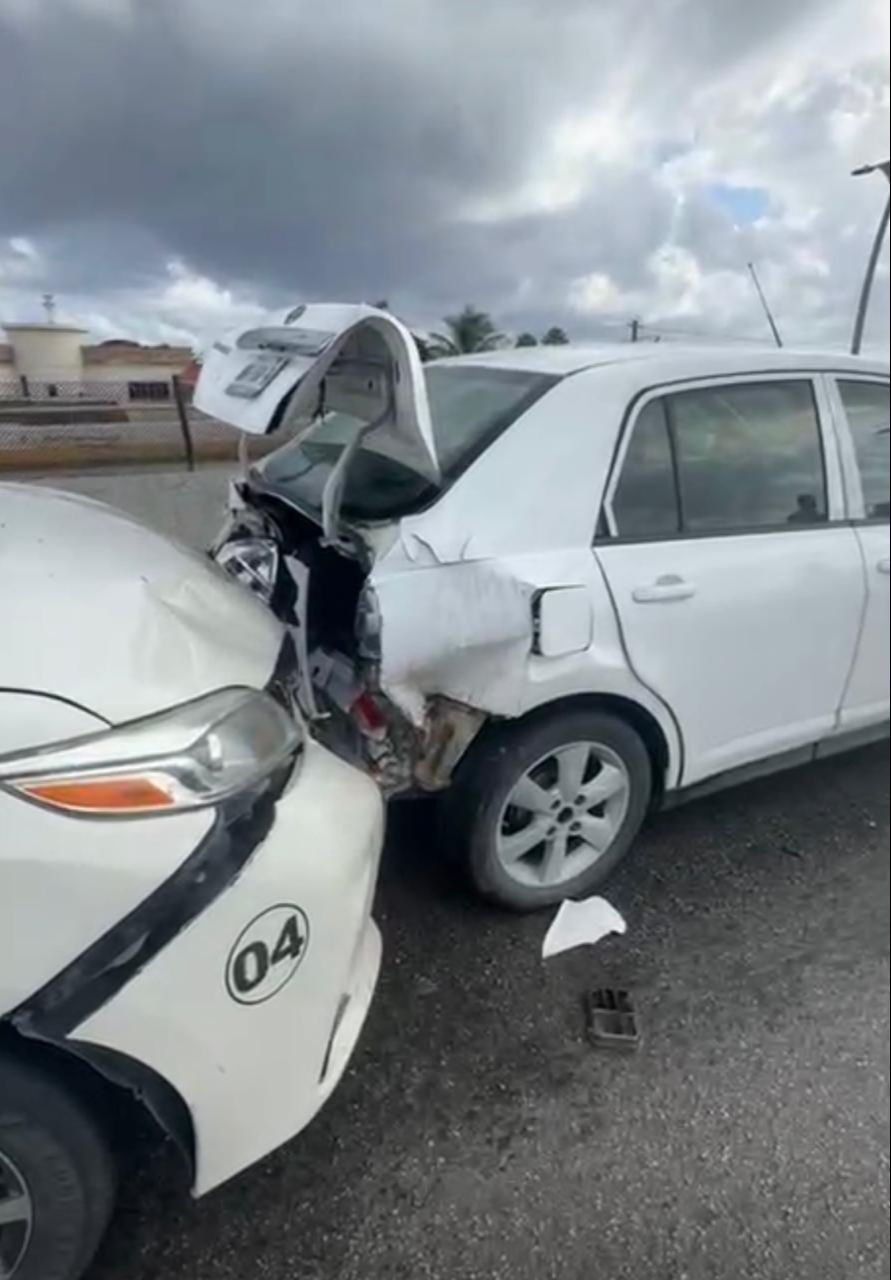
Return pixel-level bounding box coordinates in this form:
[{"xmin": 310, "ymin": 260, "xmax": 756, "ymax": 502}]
[{"xmin": 365, "ymin": 548, "xmax": 682, "ymax": 790}]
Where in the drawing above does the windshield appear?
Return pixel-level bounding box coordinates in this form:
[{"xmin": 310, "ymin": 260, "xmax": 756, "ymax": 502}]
[{"xmin": 256, "ymin": 364, "xmax": 558, "ymax": 520}]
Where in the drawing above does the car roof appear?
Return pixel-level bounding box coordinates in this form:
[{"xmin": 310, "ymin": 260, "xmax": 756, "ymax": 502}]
[{"xmin": 443, "ymin": 343, "xmax": 890, "ymax": 382}]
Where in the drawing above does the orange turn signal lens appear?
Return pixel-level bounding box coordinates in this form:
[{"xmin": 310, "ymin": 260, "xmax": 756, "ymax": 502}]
[{"xmin": 20, "ymin": 776, "xmax": 175, "ymax": 813}]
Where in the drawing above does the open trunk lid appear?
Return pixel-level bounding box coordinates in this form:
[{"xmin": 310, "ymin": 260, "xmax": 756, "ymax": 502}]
[{"xmin": 195, "ymin": 303, "xmax": 439, "ymax": 492}]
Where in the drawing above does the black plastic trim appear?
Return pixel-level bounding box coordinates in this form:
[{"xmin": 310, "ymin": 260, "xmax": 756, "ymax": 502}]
[
  {"xmin": 596, "ymin": 519, "xmax": 850, "ymax": 549},
  {"xmin": 663, "ymin": 721, "xmax": 889, "ymax": 809},
  {"xmin": 10, "ymin": 787, "xmax": 281, "ymax": 1040},
  {"xmin": 66, "ymin": 1040, "xmax": 197, "ymax": 1175}
]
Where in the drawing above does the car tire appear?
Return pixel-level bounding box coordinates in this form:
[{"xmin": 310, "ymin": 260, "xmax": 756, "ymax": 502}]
[
  {"xmin": 444, "ymin": 707, "xmax": 653, "ymax": 912},
  {"xmin": 0, "ymin": 1054, "xmax": 116, "ymax": 1280}
]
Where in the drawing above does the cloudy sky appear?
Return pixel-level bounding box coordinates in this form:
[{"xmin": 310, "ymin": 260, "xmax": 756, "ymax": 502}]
[{"xmin": 0, "ymin": 0, "xmax": 888, "ymax": 353}]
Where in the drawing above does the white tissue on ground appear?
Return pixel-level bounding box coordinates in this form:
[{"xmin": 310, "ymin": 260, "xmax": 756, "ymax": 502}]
[{"xmin": 542, "ymin": 896, "xmax": 627, "ymax": 959}]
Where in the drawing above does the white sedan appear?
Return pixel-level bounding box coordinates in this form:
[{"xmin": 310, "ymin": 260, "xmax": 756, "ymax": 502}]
[
  {"xmin": 198, "ymin": 305, "xmax": 889, "ymax": 911},
  {"xmin": 0, "ymin": 485, "xmax": 384, "ymax": 1280}
]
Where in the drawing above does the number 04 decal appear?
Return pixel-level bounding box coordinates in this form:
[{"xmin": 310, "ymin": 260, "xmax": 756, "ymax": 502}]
[{"xmin": 225, "ymin": 904, "xmax": 310, "ymax": 1005}]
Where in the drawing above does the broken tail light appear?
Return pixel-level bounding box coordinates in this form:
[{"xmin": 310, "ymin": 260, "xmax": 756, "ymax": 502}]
[{"xmin": 350, "ymin": 691, "xmax": 389, "ymax": 741}]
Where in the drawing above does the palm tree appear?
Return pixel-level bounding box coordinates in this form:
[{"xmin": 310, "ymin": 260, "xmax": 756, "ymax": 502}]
[
  {"xmin": 541, "ymin": 326, "xmax": 570, "ymax": 345},
  {"xmin": 429, "ymin": 305, "xmax": 505, "ymax": 357},
  {"xmin": 515, "ymin": 332, "xmax": 538, "ymax": 347}
]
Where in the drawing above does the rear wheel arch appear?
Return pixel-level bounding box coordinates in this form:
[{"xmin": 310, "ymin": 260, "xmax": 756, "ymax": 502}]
[
  {"xmin": 470, "ymin": 692, "xmax": 674, "ymax": 807},
  {"xmin": 444, "ymin": 698, "xmax": 658, "ymax": 910}
]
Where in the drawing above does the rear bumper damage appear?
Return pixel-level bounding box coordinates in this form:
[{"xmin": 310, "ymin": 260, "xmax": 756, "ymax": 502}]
[
  {"xmin": 313, "ymin": 682, "xmax": 487, "ymax": 796},
  {"xmin": 213, "ymin": 485, "xmax": 608, "ymax": 795},
  {"xmin": 272, "ymin": 624, "xmax": 485, "ymax": 795}
]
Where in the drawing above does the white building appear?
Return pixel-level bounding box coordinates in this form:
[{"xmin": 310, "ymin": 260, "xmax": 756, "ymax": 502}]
[{"xmin": 0, "ymin": 322, "xmax": 195, "ymax": 404}]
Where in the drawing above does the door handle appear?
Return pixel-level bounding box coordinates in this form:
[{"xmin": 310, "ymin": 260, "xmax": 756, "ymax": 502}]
[
  {"xmin": 879, "ymin": 558, "xmax": 891, "ymax": 576},
  {"xmin": 632, "ymin": 575, "xmax": 697, "ymax": 604}
]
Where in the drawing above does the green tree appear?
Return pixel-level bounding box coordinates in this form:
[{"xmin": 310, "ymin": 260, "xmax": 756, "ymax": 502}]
[
  {"xmin": 429, "ymin": 305, "xmax": 505, "ymax": 357},
  {"xmin": 515, "ymin": 332, "xmax": 538, "ymax": 347},
  {"xmin": 541, "ymin": 326, "xmax": 570, "ymax": 345}
]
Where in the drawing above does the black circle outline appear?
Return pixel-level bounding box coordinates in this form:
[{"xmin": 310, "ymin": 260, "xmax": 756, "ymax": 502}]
[{"xmin": 224, "ymin": 903, "xmax": 310, "ymax": 1006}]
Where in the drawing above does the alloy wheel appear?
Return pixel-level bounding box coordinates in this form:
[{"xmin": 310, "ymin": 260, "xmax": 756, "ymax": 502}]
[{"xmin": 495, "ymin": 741, "xmax": 631, "ymax": 889}]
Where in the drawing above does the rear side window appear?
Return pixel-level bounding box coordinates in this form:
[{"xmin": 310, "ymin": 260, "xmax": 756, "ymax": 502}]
[
  {"xmin": 837, "ymin": 379, "xmax": 889, "ymax": 521},
  {"xmin": 610, "ymin": 379, "xmax": 827, "ymax": 539},
  {"xmin": 612, "ymin": 400, "xmax": 679, "ymax": 537}
]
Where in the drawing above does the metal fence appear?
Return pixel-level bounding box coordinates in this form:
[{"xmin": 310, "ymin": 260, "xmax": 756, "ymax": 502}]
[
  {"xmin": 0, "ymin": 378, "xmax": 180, "ymax": 403},
  {"xmin": 0, "ymin": 377, "xmax": 276, "ymax": 474}
]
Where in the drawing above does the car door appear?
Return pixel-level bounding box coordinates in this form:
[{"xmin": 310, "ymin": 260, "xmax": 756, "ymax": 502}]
[
  {"xmin": 828, "ymin": 375, "xmax": 890, "ymax": 730},
  {"xmin": 594, "ymin": 375, "xmax": 865, "ymax": 786}
]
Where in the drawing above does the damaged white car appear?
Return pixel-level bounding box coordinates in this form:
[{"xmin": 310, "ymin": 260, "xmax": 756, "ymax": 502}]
[{"xmin": 198, "ymin": 304, "xmax": 890, "ymax": 911}]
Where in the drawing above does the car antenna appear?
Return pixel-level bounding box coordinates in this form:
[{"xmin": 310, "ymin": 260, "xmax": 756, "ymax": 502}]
[{"xmin": 746, "ymin": 262, "xmax": 783, "ymax": 348}]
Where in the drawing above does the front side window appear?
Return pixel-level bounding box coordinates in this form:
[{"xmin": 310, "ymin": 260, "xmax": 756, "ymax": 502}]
[
  {"xmin": 610, "ymin": 378, "xmax": 828, "ymax": 539},
  {"xmin": 669, "ymin": 380, "xmax": 827, "ymax": 532},
  {"xmin": 837, "ymin": 379, "xmax": 889, "ymax": 521}
]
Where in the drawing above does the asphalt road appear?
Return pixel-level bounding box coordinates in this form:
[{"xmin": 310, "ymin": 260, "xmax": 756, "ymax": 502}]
[
  {"xmin": 10, "ymin": 468, "xmax": 888, "ymax": 1279},
  {"xmin": 86, "ymin": 744, "xmax": 889, "ymax": 1280}
]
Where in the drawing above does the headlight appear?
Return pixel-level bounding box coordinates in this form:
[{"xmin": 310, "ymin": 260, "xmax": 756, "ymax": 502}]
[
  {"xmin": 215, "ymin": 537, "xmax": 280, "ymax": 603},
  {"xmin": 0, "ymin": 688, "xmax": 302, "ymax": 817}
]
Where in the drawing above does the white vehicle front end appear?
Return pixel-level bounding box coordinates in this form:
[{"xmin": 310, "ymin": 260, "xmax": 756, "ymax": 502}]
[{"xmin": 0, "ymin": 484, "xmax": 384, "ymax": 1279}]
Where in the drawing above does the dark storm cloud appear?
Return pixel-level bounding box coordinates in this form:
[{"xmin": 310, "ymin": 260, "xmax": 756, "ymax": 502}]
[
  {"xmin": 0, "ymin": 0, "xmax": 565, "ymax": 297},
  {"xmin": 1, "ymin": 0, "xmax": 882, "ymax": 344}
]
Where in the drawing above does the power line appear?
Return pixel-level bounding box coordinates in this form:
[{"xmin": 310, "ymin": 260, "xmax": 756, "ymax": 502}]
[
  {"xmin": 634, "ymin": 322, "xmax": 770, "ymax": 345},
  {"xmin": 597, "ymin": 316, "xmax": 780, "ymax": 345}
]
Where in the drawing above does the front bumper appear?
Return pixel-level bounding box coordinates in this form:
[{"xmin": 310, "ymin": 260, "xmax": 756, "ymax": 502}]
[{"xmin": 67, "ymin": 739, "xmax": 384, "ymax": 1195}]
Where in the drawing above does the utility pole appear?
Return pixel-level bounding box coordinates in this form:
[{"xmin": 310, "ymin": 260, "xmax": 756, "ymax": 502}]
[
  {"xmin": 746, "ymin": 262, "xmax": 783, "ymax": 348},
  {"xmin": 850, "ymin": 160, "xmax": 890, "ymax": 356}
]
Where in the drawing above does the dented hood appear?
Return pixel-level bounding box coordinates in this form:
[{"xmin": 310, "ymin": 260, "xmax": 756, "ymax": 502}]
[
  {"xmin": 195, "ymin": 302, "xmax": 439, "ymax": 483},
  {"xmin": 0, "ymin": 485, "xmax": 284, "ymax": 724}
]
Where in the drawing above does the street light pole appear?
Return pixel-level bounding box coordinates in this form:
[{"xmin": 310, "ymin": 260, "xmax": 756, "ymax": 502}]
[{"xmin": 850, "ymin": 160, "xmax": 890, "ymax": 356}]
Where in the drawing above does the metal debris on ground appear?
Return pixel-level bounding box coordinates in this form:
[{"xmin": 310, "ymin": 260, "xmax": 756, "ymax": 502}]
[{"xmin": 585, "ymin": 989, "xmax": 641, "ymax": 1052}]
